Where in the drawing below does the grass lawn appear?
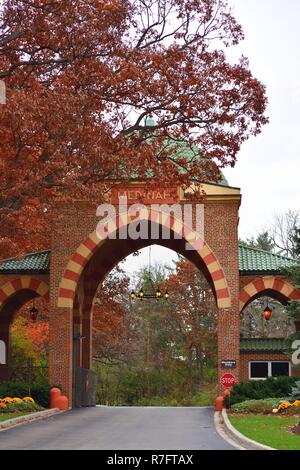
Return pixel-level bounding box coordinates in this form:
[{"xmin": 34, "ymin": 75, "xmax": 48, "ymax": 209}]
[
  {"xmin": 0, "ymin": 412, "xmax": 31, "ymax": 423},
  {"xmin": 229, "ymin": 414, "xmax": 300, "ymax": 450}
]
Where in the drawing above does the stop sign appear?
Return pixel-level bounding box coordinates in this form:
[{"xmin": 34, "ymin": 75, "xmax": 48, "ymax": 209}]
[{"xmin": 221, "ymin": 373, "xmax": 235, "ymax": 388}]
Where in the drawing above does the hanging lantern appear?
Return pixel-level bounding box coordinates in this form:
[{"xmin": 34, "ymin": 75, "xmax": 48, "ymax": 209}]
[
  {"xmin": 264, "ymin": 304, "xmax": 272, "ymax": 321},
  {"xmin": 155, "ymin": 288, "xmax": 162, "ymax": 299},
  {"xmin": 129, "ymin": 247, "xmax": 170, "ymax": 301},
  {"xmin": 29, "ymin": 305, "xmax": 39, "ymax": 322},
  {"xmin": 130, "ymin": 291, "xmax": 136, "ymax": 300},
  {"xmin": 138, "ymin": 289, "xmax": 144, "ymax": 300}
]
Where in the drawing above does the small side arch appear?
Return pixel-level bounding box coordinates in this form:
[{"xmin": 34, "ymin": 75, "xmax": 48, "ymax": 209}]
[
  {"xmin": 0, "ymin": 276, "xmax": 50, "ymax": 312},
  {"xmin": 239, "ymin": 276, "xmax": 300, "ymax": 313}
]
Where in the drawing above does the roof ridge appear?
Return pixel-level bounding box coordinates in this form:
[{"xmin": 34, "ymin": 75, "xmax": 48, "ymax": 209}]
[
  {"xmin": 238, "ymin": 242, "xmax": 296, "ymax": 261},
  {"xmin": 0, "ymin": 249, "xmax": 51, "ymax": 264},
  {"xmin": 240, "ymin": 337, "xmax": 287, "ymax": 341}
]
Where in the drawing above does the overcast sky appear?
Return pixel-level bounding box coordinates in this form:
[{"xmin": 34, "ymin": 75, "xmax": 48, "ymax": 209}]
[
  {"xmin": 124, "ymin": 0, "xmax": 300, "ymax": 275},
  {"xmin": 224, "ymin": 0, "xmax": 300, "ymax": 238}
]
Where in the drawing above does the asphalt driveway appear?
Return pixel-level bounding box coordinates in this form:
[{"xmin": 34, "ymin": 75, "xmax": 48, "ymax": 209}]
[{"xmin": 0, "ymin": 406, "xmax": 234, "ymax": 450}]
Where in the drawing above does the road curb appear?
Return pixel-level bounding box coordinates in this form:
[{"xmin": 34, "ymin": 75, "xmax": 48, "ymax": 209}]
[
  {"xmin": 215, "ymin": 409, "xmax": 275, "ymax": 451},
  {"xmin": 214, "ymin": 411, "xmax": 245, "ymax": 450},
  {"xmin": 0, "ymin": 408, "xmax": 61, "ymax": 431}
]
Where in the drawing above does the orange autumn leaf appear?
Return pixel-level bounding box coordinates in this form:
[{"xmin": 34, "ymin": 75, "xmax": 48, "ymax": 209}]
[{"xmin": 0, "ymin": 1, "xmax": 268, "ymax": 258}]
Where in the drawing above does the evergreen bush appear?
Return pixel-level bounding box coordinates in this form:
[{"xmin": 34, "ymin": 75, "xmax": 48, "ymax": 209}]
[
  {"xmin": 227, "ymin": 376, "xmax": 298, "ymax": 405},
  {"xmin": 0, "ymin": 382, "xmax": 56, "ymax": 408}
]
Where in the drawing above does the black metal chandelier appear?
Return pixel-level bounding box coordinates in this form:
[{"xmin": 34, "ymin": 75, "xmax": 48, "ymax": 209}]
[
  {"xmin": 130, "ymin": 247, "xmax": 169, "ymax": 301},
  {"xmin": 130, "ymin": 284, "xmax": 169, "ymax": 301}
]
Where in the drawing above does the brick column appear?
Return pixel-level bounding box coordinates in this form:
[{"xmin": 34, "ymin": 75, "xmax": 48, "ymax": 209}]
[
  {"xmin": 48, "ymin": 203, "xmax": 81, "ymax": 405},
  {"xmin": 48, "ymin": 307, "xmax": 73, "ymax": 400},
  {"xmin": 217, "ymin": 303, "xmax": 240, "ymax": 393},
  {"xmin": 203, "ymin": 199, "xmax": 241, "ymax": 391}
]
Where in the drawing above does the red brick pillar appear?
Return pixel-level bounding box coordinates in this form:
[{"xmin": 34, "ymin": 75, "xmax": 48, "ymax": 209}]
[
  {"xmin": 217, "ymin": 301, "xmax": 240, "ymax": 393},
  {"xmin": 48, "ymin": 307, "xmax": 73, "ymax": 401},
  {"xmin": 203, "ymin": 197, "xmax": 241, "ymax": 392}
]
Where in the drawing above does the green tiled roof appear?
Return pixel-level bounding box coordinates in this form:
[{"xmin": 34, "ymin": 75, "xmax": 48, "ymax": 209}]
[
  {"xmin": 126, "ymin": 118, "xmax": 229, "ymax": 186},
  {"xmin": 240, "ymin": 338, "xmax": 289, "ymax": 352},
  {"xmin": 0, "ymin": 250, "xmax": 50, "ymax": 274},
  {"xmin": 161, "ymin": 138, "xmax": 229, "ymax": 186},
  {"xmin": 238, "ymin": 244, "xmax": 296, "ymax": 275},
  {"xmin": 0, "ymin": 243, "xmax": 296, "ymax": 276}
]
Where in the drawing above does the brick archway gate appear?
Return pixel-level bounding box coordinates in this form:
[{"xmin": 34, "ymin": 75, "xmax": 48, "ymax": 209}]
[
  {"xmin": 53, "ymin": 209, "xmax": 233, "ymax": 406},
  {"xmin": 1, "ymin": 181, "xmax": 298, "ymax": 407},
  {"xmin": 47, "ymin": 182, "xmax": 242, "ymax": 406}
]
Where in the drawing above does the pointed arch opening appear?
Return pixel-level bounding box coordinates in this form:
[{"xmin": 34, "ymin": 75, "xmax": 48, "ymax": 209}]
[{"xmin": 58, "ymin": 214, "xmax": 231, "ymax": 310}]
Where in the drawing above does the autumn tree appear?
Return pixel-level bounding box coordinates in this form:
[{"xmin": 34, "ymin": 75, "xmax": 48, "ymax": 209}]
[
  {"xmin": 93, "ymin": 266, "xmax": 139, "ymax": 365},
  {"xmin": 9, "ymin": 298, "xmax": 49, "ymax": 382},
  {"xmin": 163, "ymin": 258, "xmax": 217, "ymax": 394},
  {"xmin": 129, "ymin": 264, "xmax": 172, "ymax": 398},
  {"xmin": 129, "ymin": 259, "xmax": 217, "ymax": 397},
  {"xmin": 0, "ymin": 0, "xmax": 268, "ymax": 257}
]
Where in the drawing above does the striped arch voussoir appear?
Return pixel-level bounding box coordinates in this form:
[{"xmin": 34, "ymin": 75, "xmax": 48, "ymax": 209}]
[
  {"xmin": 0, "ymin": 276, "xmax": 50, "ymax": 311},
  {"xmin": 197, "ymin": 243, "xmax": 231, "ymax": 309},
  {"xmin": 58, "ymin": 211, "xmax": 231, "ymax": 309},
  {"xmin": 239, "ymin": 276, "xmax": 300, "ymax": 313}
]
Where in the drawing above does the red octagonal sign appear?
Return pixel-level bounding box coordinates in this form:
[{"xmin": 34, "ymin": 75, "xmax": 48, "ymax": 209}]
[{"xmin": 221, "ymin": 373, "xmax": 235, "ymax": 388}]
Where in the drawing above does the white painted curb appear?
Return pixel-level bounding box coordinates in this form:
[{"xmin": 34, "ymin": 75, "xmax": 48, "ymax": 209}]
[
  {"xmin": 215, "ymin": 409, "xmax": 275, "ymax": 451},
  {"xmin": 0, "ymin": 408, "xmax": 61, "ymax": 431}
]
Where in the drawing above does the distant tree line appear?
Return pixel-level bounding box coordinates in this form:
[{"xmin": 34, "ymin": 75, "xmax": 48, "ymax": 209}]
[{"xmin": 239, "ymin": 209, "xmax": 299, "ymax": 258}]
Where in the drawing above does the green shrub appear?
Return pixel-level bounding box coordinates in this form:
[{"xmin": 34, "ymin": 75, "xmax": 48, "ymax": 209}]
[
  {"xmin": 0, "ymin": 401, "xmax": 42, "ymax": 414},
  {"xmin": 226, "ymin": 376, "xmax": 298, "ymax": 405},
  {"xmin": 14, "ymin": 402, "xmax": 42, "ymax": 412},
  {"xmin": 232, "ymin": 398, "xmax": 285, "ymax": 414},
  {"xmin": 191, "ymin": 384, "xmax": 217, "ymax": 406},
  {"xmin": 0, "ymin": 403, "xmax": 15, "ymax": 413},
  {"xmin": 288, "ymin": 380, "xmax": 300, "ymax": 401},
  {"xmin": 0, "ymin": 382, "xmax": 57, "ymax": 408}
]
